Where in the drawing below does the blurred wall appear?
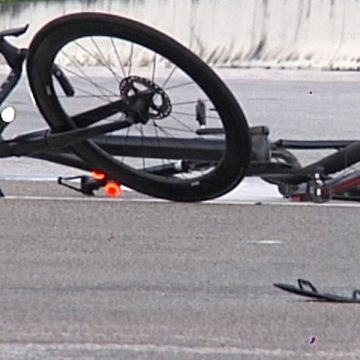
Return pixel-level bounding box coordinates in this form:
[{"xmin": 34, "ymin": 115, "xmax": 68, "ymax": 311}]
[{"xmin": 1, "ymin": 0, "xmax": 360, "ymax": 70}]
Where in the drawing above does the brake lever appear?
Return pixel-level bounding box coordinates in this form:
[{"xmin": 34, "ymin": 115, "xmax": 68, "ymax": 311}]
[{"xmin": 52, "ymin": 64, "xmax": 75, "ymax": 97}]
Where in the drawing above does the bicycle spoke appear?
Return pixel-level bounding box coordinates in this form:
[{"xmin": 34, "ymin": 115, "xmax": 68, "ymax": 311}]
[
  {"xmin": 165, "ymin": 81, "xmax": 195, "ymax": 91},
  {"xmin": 172, "ymin": 99, "xmax": 211, "ymax": 106},
  {"xmin": 149, "ymin": 124, "xmax": 196, "ymax": 134},
  {"xmin": 161, "ymin": 66, "xmax": 177, "ymax": 89},
  {"xmin": 134, "ymin": 124, "xmax": 146, "ymax": 170},
  {"xmin": 151, "ymin": 123, "xmax": 196, "ymax": 180},
  {"xmin": 111, "ymin": 37, "xmax": 126, "ymax": 78},
  {"xmin": 152, "ymin": 119, "xmax": 166, "ymax": 168},
  {"xmin": 59, "ymin": 51, "xmax": 118, "ymax": 98},
  {"xmin": 128, "ymin": 43, "xmax": 134, "ymax": 76},
  {"xmin": 172, "ymin": 110, "xmax": 220, "ymax": 121},
  {"xmin": 89, "ymin": 37, "xmax": 122, "ymax": 82},
  {"xmin": 151, "ymin": 53, "xmax": 157, "ymax": 82}
]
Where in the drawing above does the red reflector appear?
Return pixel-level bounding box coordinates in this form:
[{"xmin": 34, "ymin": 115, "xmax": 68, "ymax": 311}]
[
  {"xmin": 104, "ymin": 182, "xmax": 122, "ymax": 198},
  {"xmin": 91, "ymin": 170, "xmax": 107, "ymax": 181}
]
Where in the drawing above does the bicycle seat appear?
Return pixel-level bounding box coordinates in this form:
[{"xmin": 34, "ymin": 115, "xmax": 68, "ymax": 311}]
[{"xmin": 0, "ymin": 24, "xmax": 29, "ymax": 39}]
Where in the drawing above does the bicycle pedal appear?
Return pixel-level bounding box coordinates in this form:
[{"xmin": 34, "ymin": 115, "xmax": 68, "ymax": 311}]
[
  {"xmin": 58, "ymin": 175, "xmax": 104, "ymax": 196},
  {"xmin": 58, "ymin": 172, "xmax": 122, "ymax": 198}
]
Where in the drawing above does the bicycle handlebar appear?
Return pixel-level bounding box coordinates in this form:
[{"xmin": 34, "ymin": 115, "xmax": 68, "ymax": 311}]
[
  {"xmin": 0, "ymin": 24, "xmax": 29, "ymax": 39},
  {"xmin": 0, "ymin": 33, "xmax": 74, "ymax": 106},
  {"xmin": 0, "ymin": 38, "xmax": 26, "ymax": 105}
]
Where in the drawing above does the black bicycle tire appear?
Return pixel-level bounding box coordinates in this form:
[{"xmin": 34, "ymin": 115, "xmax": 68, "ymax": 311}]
[{"xmin": 26, "ymin": 13, "xmax": 251, "ymax": 202}]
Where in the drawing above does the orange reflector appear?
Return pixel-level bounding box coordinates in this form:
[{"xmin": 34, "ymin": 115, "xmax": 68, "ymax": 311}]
[
  {"xmin": 104, "ymin": 181, "xmax": 122, "ymax": 198},
  {"xmin": 91, "ymin": 170, "xmax": 107, "ymax": 181}
]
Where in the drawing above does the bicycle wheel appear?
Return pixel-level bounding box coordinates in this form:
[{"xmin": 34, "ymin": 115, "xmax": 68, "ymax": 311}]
[{"xmin": 26, "ymin": 13, "xmax": 250, "ymax": 201}]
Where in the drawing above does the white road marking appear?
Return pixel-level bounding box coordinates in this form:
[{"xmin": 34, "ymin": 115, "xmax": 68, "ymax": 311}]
[
  {"xmin": 0, "ymin": 342, "xmax": 359, "ymax": 358},
  {"xmin": 3, "ymin": 195, "xmax": 164, "ymax": 203},
  {"xmin": 3, "ymin": 195, "xmax": 360, "ymax": 208},
  {"xmin": 247, "ymin": 240, "xmax": 283, "ymax": 244}
]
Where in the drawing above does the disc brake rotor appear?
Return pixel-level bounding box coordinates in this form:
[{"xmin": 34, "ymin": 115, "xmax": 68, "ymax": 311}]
[{"xmin": 119, "ymin": 76, "xmax": 172, "ymax": 120}]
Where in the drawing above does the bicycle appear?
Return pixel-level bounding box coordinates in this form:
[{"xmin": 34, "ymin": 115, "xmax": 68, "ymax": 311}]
[
  {"xmin": 1, "ymin": 12, "xmax": 360, "ymax": 203},
  {"xmin": 0, "ymin": 12, "xmax": 251, "ymax": 202}
]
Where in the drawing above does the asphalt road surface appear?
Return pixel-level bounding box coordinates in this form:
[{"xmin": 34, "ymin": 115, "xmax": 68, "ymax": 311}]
[
  {"xmin": 0, "ymin": 181, "xmax": 359, "ymax": 359},
  {"xmin": 1, "ymin": 68, "xmax": 360, "ymax": 358}
]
